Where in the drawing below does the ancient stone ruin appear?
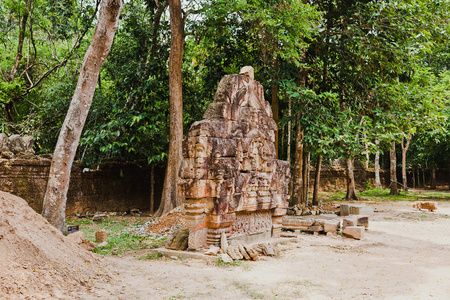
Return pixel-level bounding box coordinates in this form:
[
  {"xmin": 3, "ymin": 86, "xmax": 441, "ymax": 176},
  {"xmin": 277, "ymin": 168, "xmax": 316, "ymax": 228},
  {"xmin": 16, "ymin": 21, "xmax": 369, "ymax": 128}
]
[
  {"xmin": 179, "ymin": 68, "xmax": 291, "ymax": 250},
  {"xmin": 0, "ymin": 133, "xmax": 34, "ymax": 159}
]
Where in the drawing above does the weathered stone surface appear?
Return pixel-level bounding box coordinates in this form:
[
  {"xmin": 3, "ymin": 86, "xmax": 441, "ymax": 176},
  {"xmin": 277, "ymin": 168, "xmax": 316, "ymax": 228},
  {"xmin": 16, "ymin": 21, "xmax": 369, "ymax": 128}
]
[
  {"xmin": 244, "ymin": 244, "xmax": 260, "ymax": 260},
  {"xmin": 282, "ymin": 216, "xmax": 314, "ymax": 230},
  {"xmin": 180, "ymin": 72, "xmax": 290, "ymax": 250},
  {"xmin": 323, "ymin": 219, "xmax": 340, "ymax": 233},
  {"xmin": 98, "ymin": 241, "xmax": 108, "ymax": 247},
  {"xmin": 240, "ymin": 66, "xmax": 254, "ymax": 80},
  {"xmin": 95, "ymin": 230, "xmax": 108, "ymax": 243},
  {"xmin": 238, "ymin": 243, "xmax": 251, "ymax": 260},
  {"xmin": 342, "ymin": 217, "xmax": 357, "ymax": 229},
  {"xmin": 205, "ymin": 245, "xmax": 221, "ymax": 256},
  {"xmin": 218, "ymin": 253, "xmax": 233, "ymax": 263},
  {"xmin": 308, "ymin": 225, "xmax": 324, "ymax": 232},
  {"xmin": 350, "ymin": 205, "xmax": 374, "ymax": 216},
  {"xmin": 220, "ymin": 232, "xmax": 228, "ymax": 252},
  {"xmin": 356, "ymin": 216, "xmax": 369, "ymax": 228},
  {"xmin": 342, "ymin": 226, "xmax": 365, "ymax": 240},
  {"xmin": 340, "ymin": 204, "xmax": 350, "ymax": 216},
  {"xmin": 226, "ymin": 245, "xmax": 243, "ymax": 260},
  {"xmin": 413, "ymin": 201, "xmax": 438, "ymax": 211},
  {"xmin": 165, "ymin": 228, "xmax": 189, "ymax": 251}
]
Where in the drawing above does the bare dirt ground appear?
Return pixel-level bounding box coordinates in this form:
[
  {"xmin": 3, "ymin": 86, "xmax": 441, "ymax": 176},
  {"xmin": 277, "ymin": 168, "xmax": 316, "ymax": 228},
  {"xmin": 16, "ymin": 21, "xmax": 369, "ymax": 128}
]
[{"xmin": 78, "ymin": 200, "xmax": 450, "ymax": 300}]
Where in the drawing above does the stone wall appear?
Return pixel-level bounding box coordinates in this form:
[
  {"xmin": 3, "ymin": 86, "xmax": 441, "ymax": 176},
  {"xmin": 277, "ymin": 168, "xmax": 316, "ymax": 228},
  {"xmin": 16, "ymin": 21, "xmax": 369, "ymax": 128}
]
[{"xmin": 0, "ymin": 158, "xmax": 162, "ymax": 215}]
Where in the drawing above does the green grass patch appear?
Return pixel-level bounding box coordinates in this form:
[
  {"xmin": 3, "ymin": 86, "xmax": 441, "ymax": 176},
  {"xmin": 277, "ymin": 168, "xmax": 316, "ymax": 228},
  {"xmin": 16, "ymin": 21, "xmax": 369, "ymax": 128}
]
[{"xmin": 67, "ymin": 217, "xmax": 166, "ymax": 256}]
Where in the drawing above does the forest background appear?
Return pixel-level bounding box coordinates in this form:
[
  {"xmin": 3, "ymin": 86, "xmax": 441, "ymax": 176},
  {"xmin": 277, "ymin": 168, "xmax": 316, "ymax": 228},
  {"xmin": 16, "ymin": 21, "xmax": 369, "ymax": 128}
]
[{"xmin": 1, "ymin": 0, "xmax": 449, "ymax": 222}]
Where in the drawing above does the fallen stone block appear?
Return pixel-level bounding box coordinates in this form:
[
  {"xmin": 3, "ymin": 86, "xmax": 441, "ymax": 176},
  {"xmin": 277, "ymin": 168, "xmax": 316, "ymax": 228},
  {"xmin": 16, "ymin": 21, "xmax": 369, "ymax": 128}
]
[
  {"xmin": 81, "ymin": 240, "xmax": 97, "ymax": 251},
  {"xmin": 238, "ymin": 243, "xmax": 251, "ymax": 260},
  {"xmin": 340, "ymin": 204, "xmax": 350, "ymax": 216},
  {"xmin": 218, "ymin": 253, "xmax": 233, "ymax": 263},
  {"xmin": 226, "ymin": 245, "xmax": 243, "ymax": 260},
  {"xmin": 260, "ymin": 243, "xmax": 275, "ymax": 256},
  {"xmin": 66, "ymin": 231, "xmax": 85, "ymax": 245},
  {"xmin": 413, "ymin": 201, "xmax": 437, "ymax": 211},
  {"xmin": 356, "ymin": 216, "xmax": 369, "ymax": 228},
  {"xmin": 342, "ymin": 226, "xmax": 365, "ymax": 240},
  {"xmin": 244, "ymin": 245, "xmax": 260, "ymax": 260},
  {"xmin": 350, "ymin": 205, "xmax": 374, "ymax": 216},
  {"xmin": 205, "ymin": 245, "xmax": 221, "ymax": 256},
  {"xmin": 282, "ymin": 216, "xmax": 314, "ymax": 230},
  {"xmin": 308, "ymin": 225, "xmax": 324, "ymax": 232},
  {"xmin": 342, "ymin": 217, "xmax": 357, "ymax": 229},
  {"xmin": 95, "ymin": 229, "xmax": 108, "ymax": 243},
  {"xmin": 280, "ymin": 232, "xmax": 298, "ymax": 238},
  {"xmin": 220, "ymin": 232, "xmax": 228, "ymax": 252},
  {"xmin": 316, "ymin": 214, "xmax": 339, "ymax": 220},
  {"xmin": 323, "ymin": 219, "xmax": 340, "ymax": 233}
]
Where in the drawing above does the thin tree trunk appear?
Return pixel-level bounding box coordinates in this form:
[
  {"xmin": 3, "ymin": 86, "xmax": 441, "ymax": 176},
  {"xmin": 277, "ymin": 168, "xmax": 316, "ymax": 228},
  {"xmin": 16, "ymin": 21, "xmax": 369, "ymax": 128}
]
[
  {"xmin": 412, "ymin": 168, "xmax": 416, "ymax": 189},
  {"xmin": 374, "ymin": 140, "xmax": 381, "ymax": 189},
  {"xmin": 422, "ymin": 168, "xmax": 426, "ymax": 188},
  {"xmin": 150, "ymin": 164, "xmax": 155, "ymax": 214},
  {"xmin": 156, "ymin": 0, "xmax": 184, "ymax": 216},
  {"xmin": 431, "ymin": 167, "xmax": 437, "ymax": 189},
  {"xmin": 345, "ymin": 158, "xmax": 359, "ymax": 200},
  {"xmin": 305, "ymin": 152, "xmax": 311, "ymax": 206},
  {"xmin": 417, "ymin": 166, "xmax": 420, "ymax": 188},
  {"xmin": 291, "ymin": 123, "xmax": 304, "ymax": 206},
  {"xmin": 312, "ymin": 153, "xmax": 322, "ymax": 206},
  {"xmin": 10, "ymin": 0, "xmax": 32, "ymax": 79},
  {"xmin": 390, "ymin": 141, "xmax": 398, "ymax": 195},
  {"xmin": 401, "ymin": 135, "xmax": 411, "ymax": 191},
  {"xmin": 448, "ymin": 167, "xmax": 450, "ymax": 190},
  {"xmin": 42, "ymin": 0, "xmax": 123, "ymax": 233}
]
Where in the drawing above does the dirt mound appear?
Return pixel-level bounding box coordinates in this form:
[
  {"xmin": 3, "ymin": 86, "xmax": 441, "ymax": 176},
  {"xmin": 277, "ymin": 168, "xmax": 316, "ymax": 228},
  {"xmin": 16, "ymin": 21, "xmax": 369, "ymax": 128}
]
[
  {"xmin": 0, "ymin": 191, "xmax": 111, "ymax": 299},
  {"xmin": 147, "ymin": 206, "xmax": 186, "ymax": 235}
]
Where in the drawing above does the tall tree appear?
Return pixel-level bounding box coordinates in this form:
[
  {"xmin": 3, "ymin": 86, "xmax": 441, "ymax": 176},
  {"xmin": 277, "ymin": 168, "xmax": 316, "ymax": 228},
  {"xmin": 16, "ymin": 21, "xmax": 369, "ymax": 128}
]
[
  {"xmin": 156, "ymin": 0, "xmax": 184, "ymax": 216},
  {"xmin": 42, "ymin": 0, "xmax": 123, "ymax": 232}
]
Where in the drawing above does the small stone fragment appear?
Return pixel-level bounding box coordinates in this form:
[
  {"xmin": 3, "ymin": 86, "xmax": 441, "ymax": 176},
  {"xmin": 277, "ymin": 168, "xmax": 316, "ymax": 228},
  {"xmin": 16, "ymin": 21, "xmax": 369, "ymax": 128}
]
[
  {"xmin": 218, "ymin": 253, "xmax": 233, "ymax": 263},
  {"xmin": 220, "ymin": 232, "xmax": 228, "ymax": 252},
  {"xmin": 260, "ymin": 243, "xmax": 275, "ymax": 256},
  {"xmin": 342, "ymin": 217, "xmax": 357, "ymax": 229},
  {"xmin": 342, "ymin": 226, "xmax": 365, "ymax": 240},
  {"xmin": 95, "ymin": 229, "xmax": 108, "ymax": 243},
  {"xmin": 356, "ymin": 216, "xmax": 369, "ymax": 228},
  {"xmin": 205, "ymin": 245, "xmax": 221, "ymax": 256},
  {"xmin": 98, "ymin": 241, "xmax": 108, "ymax": 247}
]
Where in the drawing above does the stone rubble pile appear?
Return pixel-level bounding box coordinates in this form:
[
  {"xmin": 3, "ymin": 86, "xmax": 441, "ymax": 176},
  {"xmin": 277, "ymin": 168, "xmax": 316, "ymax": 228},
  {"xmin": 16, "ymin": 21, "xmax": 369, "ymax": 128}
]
[
  {"xmin": 286, "ymin": 204, "xmax": 332, "ymax": 216},
  {"xmin": 0, "ymin": 133, "xmax": 35, "ymax": 159},
  {"xmin": 281, "ymin": 211, "xmax": 370, "ymax": 240}
]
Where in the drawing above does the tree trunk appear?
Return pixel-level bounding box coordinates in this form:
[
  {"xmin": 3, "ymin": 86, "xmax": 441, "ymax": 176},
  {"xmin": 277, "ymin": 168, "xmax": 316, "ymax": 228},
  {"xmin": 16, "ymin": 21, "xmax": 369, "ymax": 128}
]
[
  {"xmin": 344, "ymin": 158, "xmax": 359, "ymax": 200},
  {"xmin": 401, "ymin": 136, "xmax": 411, "ymax": 191},
  {"xmin": 389, "ymin": 141, "xmax": 398, "ymax": 195},
  {"xmin": 272, "ymin": 81, "xmax": 279, "ymax": 158},
  {"xmin": 312, "ymin": 153, "xmax": 322, "ymax": 206},
  {"xmin": 291, "ymin": 123, "xmax": 304, "ymax": 206},
  {"xmin": 42, "ymin": 0, "xmax": 123, "ymax": 233},
  {"xmin": 417, "ymin": 166, "xmax": 421, "ymax": 188},
  {"xmin": 431, "ymin": 167, "xmax": 437, "ymax": 189},
  {"xmin": 412, "ymin": 168, "xmax": 416, "ymax": 189},
  {"xmin": 10, "ymin": 0, "xmax": 32, "ymax": 79},
  {"xmin": 150, "ymin": 164, "xmax": 155, "ymax": 214},
  {"xmin": 305, "ymin": 152, "xmax": 311, "ymax": 205},
  {"xmin": 156, "ymin": 0, "xmax": 184, "ymax": 216},
  {"xmin": 422, "ymin": 168, "xmax": 426, "ymax": 188},
  {"xmin": 374, "ymin": 140, "xmax": 382, "ymax": 189}
]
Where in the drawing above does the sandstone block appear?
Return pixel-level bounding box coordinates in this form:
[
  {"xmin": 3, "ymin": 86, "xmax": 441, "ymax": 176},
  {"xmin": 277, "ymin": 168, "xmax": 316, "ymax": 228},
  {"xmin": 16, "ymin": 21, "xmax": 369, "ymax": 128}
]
[
  {"xmin": 342, "ymin": 217, "xmax": 357, "ymax": 229},
  {"xmin": 342, "ymin": 226, "xmax": 365, "ymax": 240},
  {"xmin": 356, "ymin": 216, "xmax": 369, "ymax": 228},
  {"xmin": 350, "ymin": 205, "xmax": 374, "ymax": 216},
  {"xmin": 413, "ymin": 201, "xmax": 437, "ymax": 211},
  {"xmin": 227, "ymin": 245, "xmax": 243, "ymax": 260},
  {"xmin": 205, "ymin": 245, "xmax": 220, "ymax": 256},
  {"xmin": 95, "ymin": 230, "xmax": 108, "ymax": 243},
  {"xmin": 218, "ymin": 253, "xmax": 233, "ymax": 263},
  {"xmin": 282, "ymin": 216, "xmax": 314, "ymax": 230},
  {"xmin": 308, "ymin": 225, "xmax": 324, "ymax": 232},
  {"xmin": 323, "ymin": 220, "xmax": 340, "ymax": 233},
  {"xmin": 238, "ymin": 243, "xmax": 251, "ymax": 260},
  {"xmin": 340, "ymin": 204, "xmax": 350, "ymax": 216},
  {"xmin": 81, "ymin": 240, "xmax": 97, "ymax": 251},
  {"xmin": 220, "ymin": 232, "xmax": 228, "ymax": 252}
]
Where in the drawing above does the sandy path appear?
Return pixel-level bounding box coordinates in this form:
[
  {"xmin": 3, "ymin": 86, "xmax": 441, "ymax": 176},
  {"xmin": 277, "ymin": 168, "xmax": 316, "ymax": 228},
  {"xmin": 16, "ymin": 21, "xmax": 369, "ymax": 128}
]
[{"xmin": 79, "ymin": 201, "xmax": 450, "ymax": 300}]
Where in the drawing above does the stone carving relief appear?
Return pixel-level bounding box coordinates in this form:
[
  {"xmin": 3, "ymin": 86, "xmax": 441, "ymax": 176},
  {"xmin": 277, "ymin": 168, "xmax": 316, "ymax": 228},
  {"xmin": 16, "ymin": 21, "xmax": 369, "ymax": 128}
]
[{"xmin": 179, "ymin": 67, "xmax": 291, "ymax": 250}]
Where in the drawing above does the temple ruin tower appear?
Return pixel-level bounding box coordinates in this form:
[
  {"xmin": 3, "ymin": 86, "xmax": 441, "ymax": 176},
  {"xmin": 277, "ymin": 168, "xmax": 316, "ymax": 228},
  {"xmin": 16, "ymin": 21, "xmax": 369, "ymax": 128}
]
[{"xmin": 178, "ymin": 67, "xmax": 290, "ymax": 250}]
